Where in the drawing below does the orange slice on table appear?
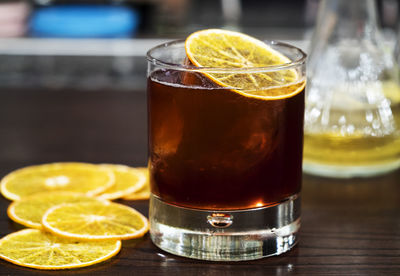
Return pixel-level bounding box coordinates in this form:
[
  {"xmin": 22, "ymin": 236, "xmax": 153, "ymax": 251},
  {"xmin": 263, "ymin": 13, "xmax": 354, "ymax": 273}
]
[
  {"xmin": 185, "ymin": 29, "xmax": 305, "ymax": 100},
  {"xmin": 122, "ymin": 167, "xmax": 150, "ymax": 200},
  {"xmin": 97, "ymin": 164, "xmax": 146, "ymax": 200},
  {"xmin": 0, "ymin": 162, "xmax": 114, "ymax": 201},
  {"xmin": 7, "ymin": 192, "xmax": 101, "ymax": 229},
  {"xmin": 42, "ymin": 200, "xmax": 149, "ymax": 241},
  {"xmin": 0, "ymin": 229, "xmax": 121, "ymax": 270}
]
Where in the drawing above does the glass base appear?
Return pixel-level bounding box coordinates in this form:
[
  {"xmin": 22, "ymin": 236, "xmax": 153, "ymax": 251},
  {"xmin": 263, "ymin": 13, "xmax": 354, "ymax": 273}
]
[
  {"xmin": 149, "ymin": 194, "xmax": 300, "ymax": 261},
  {"xmin": 303, "ymin": 160, "xmax": 400, "ymax": 178}
]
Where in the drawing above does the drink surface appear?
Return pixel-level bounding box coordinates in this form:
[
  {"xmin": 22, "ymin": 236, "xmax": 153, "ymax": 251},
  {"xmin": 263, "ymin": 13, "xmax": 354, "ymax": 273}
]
[
  {"xmin": 304, "ymin": 81, "xmax": 400, "ymax": 169},
  {"xmin": 148, "ymin": 69, "xmax": 304, "ymax": 210}
]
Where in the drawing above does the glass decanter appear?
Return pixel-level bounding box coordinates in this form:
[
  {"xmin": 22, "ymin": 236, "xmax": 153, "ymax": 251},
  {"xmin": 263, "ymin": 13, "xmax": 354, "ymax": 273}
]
[{"xmin": 303, "ymin": 0, "xmax": 400, "ymax": 177}]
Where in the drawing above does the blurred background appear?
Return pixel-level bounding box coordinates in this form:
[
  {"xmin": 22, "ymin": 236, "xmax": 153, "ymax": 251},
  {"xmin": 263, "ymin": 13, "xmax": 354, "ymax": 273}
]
[
  {"xmin": 0, "ymin": 0, "xmax": 398, "ymax": 90},
  {"xmin": 0, "ymin": 0, "xmax": 399, "ymax": 169}
]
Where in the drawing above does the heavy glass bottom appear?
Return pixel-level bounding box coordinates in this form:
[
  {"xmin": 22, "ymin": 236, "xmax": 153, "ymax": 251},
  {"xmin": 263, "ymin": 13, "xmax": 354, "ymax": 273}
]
[{"xmin": 149, "ymin": 194, "xmax": 300, "ymax": 261}]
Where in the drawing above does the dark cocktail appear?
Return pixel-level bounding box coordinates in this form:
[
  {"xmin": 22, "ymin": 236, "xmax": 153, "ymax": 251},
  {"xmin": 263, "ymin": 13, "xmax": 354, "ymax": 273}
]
[
  {"xmin": 148, "ymin": 70, "xmax": 304, "ymax": 210},
  {"xmin": 147, "ymin": 30, "xmax": 306, "ymax": 261}
]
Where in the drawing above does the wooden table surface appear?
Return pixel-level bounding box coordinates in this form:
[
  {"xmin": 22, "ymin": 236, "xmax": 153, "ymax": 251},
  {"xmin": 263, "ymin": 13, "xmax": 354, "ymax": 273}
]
[{"xmin": 0, "ymin": 88, "xmax": 399, "ymax": 276}]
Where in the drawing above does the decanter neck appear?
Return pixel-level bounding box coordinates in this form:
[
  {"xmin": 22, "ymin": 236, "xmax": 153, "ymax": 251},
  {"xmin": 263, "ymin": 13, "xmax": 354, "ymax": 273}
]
[{"xmin": 314, "ymin": 0, "xmax": 379, "ymax": 41}]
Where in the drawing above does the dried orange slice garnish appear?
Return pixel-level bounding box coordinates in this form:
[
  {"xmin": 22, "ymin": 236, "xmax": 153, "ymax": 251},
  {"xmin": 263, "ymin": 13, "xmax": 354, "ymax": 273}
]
[
  {"xmin": 7, "ymin": 192, "xmax": 101, "ymax": 229},
  {"xmin": 122, "ymin": 167, "xmax": 150, "ymax": 200},
  {"xmin": 97, "ymin": 164, "xmax": 146, "ymax": 200},
  {"xmin": 42, "ymin": 200, "xmax": 149, "ymax": 240},
  {"xmin": 0, "ymin": 163, "xmax": 114, "ymax": 201},
  {"xmin": 185, "ymin": 29, "xmax": 305, "ymax": 100},
  {"xmin": 0, "ymin": 229, "xmax": 121, "ymax": 270}
]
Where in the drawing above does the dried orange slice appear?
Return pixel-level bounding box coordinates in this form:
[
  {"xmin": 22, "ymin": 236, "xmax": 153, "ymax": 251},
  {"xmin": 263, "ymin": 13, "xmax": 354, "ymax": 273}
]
[
  {"xmin": 0, "ymin": 163, "xmax": 114, "ymax": 201},
  {"xmin": 185, "ymin": 29, "xmax": 305, "ymax": 100},
  {"xmin": 0, "ymin": 229, "xmax": 121, "ymax": 270},
  {"xmin": 122, "ymin": 167, "xmax": 150, "ymax": 200},
  {"xmin": 42, "ymin": 200, "xmax": 149, "ymax": 240},
  {"xmin": 97, "ymin": 164, "xmax": 146, "ymax": 200},
  {"xmin": 7, "ymin": 192, "xmax": 101, "ymax": 229}
]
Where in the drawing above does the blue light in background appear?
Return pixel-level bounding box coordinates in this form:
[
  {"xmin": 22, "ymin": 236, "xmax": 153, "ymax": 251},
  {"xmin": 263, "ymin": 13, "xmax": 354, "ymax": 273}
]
[{"xmin": 30, "ymin": 5, "xmax": 139, "ymax": 38}]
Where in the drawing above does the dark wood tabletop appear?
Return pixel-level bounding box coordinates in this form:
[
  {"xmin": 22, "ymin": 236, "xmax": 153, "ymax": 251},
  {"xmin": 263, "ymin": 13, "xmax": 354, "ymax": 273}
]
[{"xmin": 0, "ymin": 87, "xmax": 399, "ymax": 276}]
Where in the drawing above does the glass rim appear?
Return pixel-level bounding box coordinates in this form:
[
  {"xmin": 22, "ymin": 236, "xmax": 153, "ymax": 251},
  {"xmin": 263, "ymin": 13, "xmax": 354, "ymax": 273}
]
[{"xmin": 146, "ymin": 39, "xmax": 307, "ymax": 73}]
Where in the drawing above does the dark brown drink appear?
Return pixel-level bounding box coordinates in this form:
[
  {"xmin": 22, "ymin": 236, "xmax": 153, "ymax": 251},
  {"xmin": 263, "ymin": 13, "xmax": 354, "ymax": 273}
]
[{"xmin": 148, "ymin": 69, "xmax": 304, "ymax": 210}]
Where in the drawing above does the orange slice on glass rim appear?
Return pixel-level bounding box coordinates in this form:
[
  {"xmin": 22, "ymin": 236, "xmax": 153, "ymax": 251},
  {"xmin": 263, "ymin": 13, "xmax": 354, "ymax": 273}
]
[{"xmin": 185, "ymin": 29, "xmax": 305, "ymax": 100}]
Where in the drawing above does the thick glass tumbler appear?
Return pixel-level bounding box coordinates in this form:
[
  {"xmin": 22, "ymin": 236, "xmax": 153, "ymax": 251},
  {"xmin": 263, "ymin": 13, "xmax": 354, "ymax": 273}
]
[{"xmin": 147, "ymin": 40, "xmax": 306, "ymax": 261}]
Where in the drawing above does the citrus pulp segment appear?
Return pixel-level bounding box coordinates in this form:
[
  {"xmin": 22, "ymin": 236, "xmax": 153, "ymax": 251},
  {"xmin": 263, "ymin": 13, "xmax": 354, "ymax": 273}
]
[
  {"xmin": 0, "ymin": 229, "xmax": 121, "ymax": 270},
  {"xmin": 7, "ymin": 192, "xmax": 101, "ymax": 229},
  {"xmin": 0, "ymin": 162, "xmax": 115, "ymax": 201},
  {"xmin": 42, "ymin": 200, "xmax": 149, "ymax": 240},
  {"xmin": 185, "ymin": 29, "xmax": 305, "ymax": 99},
  {"xmin": 98, "ymin": 164, "xmax": 147, "ymax": 200}
]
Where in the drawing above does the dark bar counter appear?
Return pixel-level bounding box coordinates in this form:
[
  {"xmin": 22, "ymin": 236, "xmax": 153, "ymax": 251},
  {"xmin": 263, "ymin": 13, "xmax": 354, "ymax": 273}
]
[{"xmin": 0, "ymin": 87, "xmax": 399, "ymax": 275}]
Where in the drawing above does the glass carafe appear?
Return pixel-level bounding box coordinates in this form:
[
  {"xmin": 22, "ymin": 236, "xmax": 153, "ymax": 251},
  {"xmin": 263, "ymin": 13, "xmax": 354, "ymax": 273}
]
[{"xmin": 303, "ymin": 0, "xmax": 400, "ymax": 178}]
